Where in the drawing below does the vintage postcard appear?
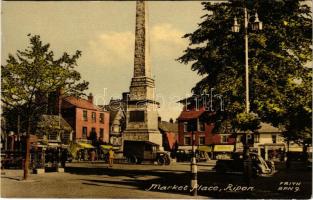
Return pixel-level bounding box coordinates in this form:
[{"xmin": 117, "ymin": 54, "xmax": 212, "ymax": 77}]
[{"xmin": 1, "ymin": 0, "xmax": 312, "ymax": 199}]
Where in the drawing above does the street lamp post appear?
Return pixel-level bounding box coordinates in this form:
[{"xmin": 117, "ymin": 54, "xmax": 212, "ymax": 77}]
[
  {"xmin": 232, "ymin": 7, "xmax": 262, "ymax": 114},
  {"xmin": 231, "ymin": 2, "xmax": 263, "ymax": 185},
  {"xmin": 188, "ymin": 120, "xmax": 197, "ymax": 196}
]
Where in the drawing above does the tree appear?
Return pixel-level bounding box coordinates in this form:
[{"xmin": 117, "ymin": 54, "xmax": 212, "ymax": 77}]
[
  {"xmin": 177, "ymin": 0, "xmax": 312, "ymax": 143},
  {"xmin": 2, "ymin": 34, "xmax": 89, "ymax": 133},
  {"xmin": 1, "ymin": 34, "xmax": 89, "ymax": 179}
]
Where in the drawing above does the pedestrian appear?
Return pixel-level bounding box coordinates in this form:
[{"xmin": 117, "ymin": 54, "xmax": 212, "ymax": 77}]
[
  {"xmin": 82, "ymin": 150, "xmax": 86, "ymax": 161},
  {"xmin": 108, "ymin": 148, "xmax": 114, "ymax": 167},
  {"xmin": 77, "ymin": 150, "xmax": 81, "ymax": 161},
  {"xmin": 61, "ymin": 149, "xmax": 68, "ymax": 168},
  {"xmin": 90, "ymin": 149, "xmax": 96, "ymax": 163}
]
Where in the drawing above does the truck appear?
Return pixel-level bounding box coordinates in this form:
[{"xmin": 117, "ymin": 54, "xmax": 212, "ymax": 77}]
[{"xmin": 123, "ymin": 141, "xmax": 171, "ymax": 165}]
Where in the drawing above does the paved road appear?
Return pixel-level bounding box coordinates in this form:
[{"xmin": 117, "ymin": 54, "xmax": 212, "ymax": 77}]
[{"xmin": 1, "ymin": 161, "xmax": 311, "ymax": 199}]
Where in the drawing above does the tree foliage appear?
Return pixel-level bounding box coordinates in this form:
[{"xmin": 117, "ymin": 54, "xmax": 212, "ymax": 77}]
[
  {"xmin": 177, "ymin": 0, "xmax": 312, "ymax": 142},
  {"xmin": 2, "ymin": 34, "xmax": 89, "ymax": 133}
]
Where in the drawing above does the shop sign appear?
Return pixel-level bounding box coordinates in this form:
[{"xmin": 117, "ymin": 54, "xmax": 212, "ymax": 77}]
[{"xmin": 214, "ymin": 145, "xmax": 234, "ymax": 152}]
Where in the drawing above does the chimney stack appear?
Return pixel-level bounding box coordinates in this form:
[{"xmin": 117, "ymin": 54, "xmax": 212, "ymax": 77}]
[
  {"xmin": 88, "ymin": 93, "xmax": 93, "ymax": 104},
  {"xmin": 122, "ymin": 92, "xmax": 130, "ymax": 102}
]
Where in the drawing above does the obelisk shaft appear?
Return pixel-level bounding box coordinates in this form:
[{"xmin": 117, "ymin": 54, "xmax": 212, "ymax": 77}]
[
  {"xmin": 130, "ymin": 0, "xmax": 155, "ymax": 102},
  {"xmin": 123, "ymin": 0, "xmax": 163, "ymax": 149},
  {"xmin": 133, "ymin": 0, "xmax": 151, "ymax": 78}
]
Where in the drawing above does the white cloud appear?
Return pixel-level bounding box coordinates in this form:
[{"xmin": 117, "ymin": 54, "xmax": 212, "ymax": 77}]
[
  {"xmin": 151, "ymin": 23, "xmax": 186, "ymax": 47},
  {"xmin": 85, "ymin": 23, "xmax": 187, "ymax": 67},
  {"xmin": 86, "ymin": 31, "xmax": 135, "ymax": 67},
  {"xmin": 150, "ymin": 23, "xmax": 187, "ymax": 58}
]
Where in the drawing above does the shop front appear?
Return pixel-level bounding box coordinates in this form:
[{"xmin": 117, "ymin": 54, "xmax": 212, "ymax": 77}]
[{"xmin": 213, "ymin": 144, "xmax": 234, "ymax": 160}]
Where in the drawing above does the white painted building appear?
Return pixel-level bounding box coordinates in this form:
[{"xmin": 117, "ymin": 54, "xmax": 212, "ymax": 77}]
[{"xmin": 236, "ymin": 123, "xmax": 303, "ymax": 161}]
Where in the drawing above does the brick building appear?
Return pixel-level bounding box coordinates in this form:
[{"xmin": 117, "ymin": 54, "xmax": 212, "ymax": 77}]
[
  {"xmin": 177, "ymin": 96, "xmax": 235, "ymax": 158},
  {"xmin": 61, "ymin": 94, "xmax": 110, "ymax": 143},
  {"xmin": 158, "ymin": 119, "xmax": 178, "ymax": 152}
]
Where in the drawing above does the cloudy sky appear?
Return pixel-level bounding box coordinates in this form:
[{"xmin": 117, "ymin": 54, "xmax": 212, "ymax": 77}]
[{"xmin": 2, "ymin": 1, "xmax": 208, "ymax": 121}]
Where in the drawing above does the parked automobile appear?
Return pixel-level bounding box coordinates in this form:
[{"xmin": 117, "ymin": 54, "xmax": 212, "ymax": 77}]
[
  {"xmin": 175, "ymin": 149, "xmax": 209, "ymax": 162},
  {"xmin": 175, "ymin": 149, "xmax": 192, "ymax": 162},
  {"xmin": 214, "ymin": 152, "xmax": 275, "ymax": 177},
  {"xmin": 1, "ymin": 151, "xmax": 24, "ymax": 169},
  {"xmin": 123, "ymin": 141, "xmax": 171, "ymax": 165}
]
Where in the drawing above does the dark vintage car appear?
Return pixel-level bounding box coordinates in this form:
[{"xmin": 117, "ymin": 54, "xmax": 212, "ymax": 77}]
[
  {"xmin": 214, "ymin": 152, "xmax": 275, "ymax": 176},
  {"xmin": 175, "ymin": 149, "xmax": 209, "ymax": 162},
  {"xmin": 1, "ymin": 151, "xmax": 24, "ymax": 169},
  {"xmin": 124, "ymin": 141, "xmax": 171, "ymax": 165}
]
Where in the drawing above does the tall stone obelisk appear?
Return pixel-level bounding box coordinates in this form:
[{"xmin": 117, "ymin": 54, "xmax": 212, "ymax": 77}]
[{"xmin": 123, "ymin": 0, "xmax": 163, "ymax": 148}]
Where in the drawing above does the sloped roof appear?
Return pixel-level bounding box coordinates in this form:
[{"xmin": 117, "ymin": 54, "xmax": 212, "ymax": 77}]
[
  {"xmin": 37, "ymin": 115, "xmax": 72, "ymax": 131},
  {"xmin": 63, "ymin": 96, "xmax": 100, "ymax": 111},
  {"xmin": 101, "ymin": 105, "xmax": 123, "ymax": 124},
  {"xmin": 258, "ymin": 122, "xmax": 282, "ymax": 133},
  {"xmin": 158, "ymin": 121, "xmax": 178, "ymax": 133},
  {"xmin": 237, "ymin": 122, "xmax": 282, "ymax": 133},
  {"xmin": 177, "ymin": 107, "xmax": 206, "ymax": 121}
]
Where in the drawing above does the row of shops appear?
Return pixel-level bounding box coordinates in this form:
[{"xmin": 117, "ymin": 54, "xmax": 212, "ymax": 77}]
[
  {"xmin": 1, "ymin": 134, "xmax": 119, "ymax": 170},
  {"xmin": 178, "ymin": 143, "xmax": 311, "ymax": 161}
]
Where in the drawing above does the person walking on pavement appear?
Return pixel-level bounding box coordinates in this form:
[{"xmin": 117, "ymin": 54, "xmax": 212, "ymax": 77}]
[
  {"xmin": 109, "ymin": 148, "xmax": 114, "ymax": 167},
  {"xmin": 61, "ymin": 149, "xmax": 68, "ymax": 168},
  {"xmin": 90, "ymin": 149, "xmax": 96, "ymax": 163}
]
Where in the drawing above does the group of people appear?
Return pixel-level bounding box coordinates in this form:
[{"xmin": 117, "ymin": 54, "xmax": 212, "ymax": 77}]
[{"xmin": 75, "ymin": 148, "xmax": 115, "ymax": 167}]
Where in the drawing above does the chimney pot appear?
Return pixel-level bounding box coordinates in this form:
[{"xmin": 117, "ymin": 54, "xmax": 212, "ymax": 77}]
[{"xmin": 88, "ymin": 93, "xmax": 93, "ymax": 103}]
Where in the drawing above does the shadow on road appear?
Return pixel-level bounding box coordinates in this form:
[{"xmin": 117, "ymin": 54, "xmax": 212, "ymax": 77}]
[{"xmin": 65, "ymin": 165, "xmax": 310, "ymax": 198}]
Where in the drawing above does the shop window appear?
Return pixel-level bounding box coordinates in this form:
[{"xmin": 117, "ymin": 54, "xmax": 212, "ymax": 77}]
[
  {"xmin": 99, "ymin": 113, "xmax": 104, "ymax": 123},
  {"xmin": 183, "ymin": 122, "xmax": 188, "ymax": 132},
  {"xmin": 254, "ymin": 134, "xmax": 260, "ymax": 143},
  {"xmin": 272, "ymin": 134, "xmax": 277, "ymax": 144},
  {"xmin": 83, "ymin": 110, "xmax": 88, "ymax": 121},
  {"xmin": 92, "ymin": 112, "xmax": 96, "ymax": 122},
  {"xmin": 199, "ymin": 137, "xmax": 205, "ymax": 145},
  {"xmin": 199, "ymin": 122, "xmax": 205, "ymax": 132},
  {"xmin": 221, "ymin": 135, "xmax": 228, "ymax": 143},
  {"xmin": 184, "ymin": 137, "xmax": 191, "ymax": 145},
  {"xmin": 82, "ymin": 127, "xmax": 87, "ymax": 139}
]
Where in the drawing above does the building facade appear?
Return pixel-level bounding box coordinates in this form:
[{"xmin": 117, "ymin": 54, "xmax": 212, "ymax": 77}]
[
  {"xmin": 101, "ymin": 98, "xmax": 127, "ymax": 148},
  {"xmin": 177, "ymin": 96, "xmax": 235, "ymax": 159},
  {"xmin": 61, "ymin": 94, "xmax": 110, "ymax": 143},
  {"xmin": 235, "ymin": 123, "xmax": 304, "ymax": 161},
  {"xmin": 158, "ymin": 119, "xmax": 178, "ymax": 152}
]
